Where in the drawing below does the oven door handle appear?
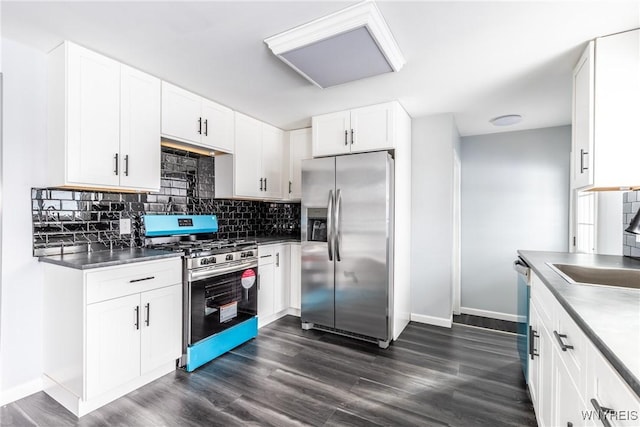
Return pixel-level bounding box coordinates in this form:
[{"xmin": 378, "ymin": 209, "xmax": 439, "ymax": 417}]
[{"xmin": 188, "ymin": 261, "xmax": 258, "ymax": 282}]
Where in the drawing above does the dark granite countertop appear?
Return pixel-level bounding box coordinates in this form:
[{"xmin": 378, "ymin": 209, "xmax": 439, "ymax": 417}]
[
  {"xmin": 254, "ymin": 236, "xmax": 301, "ymax": 245},
  {"xmin": 518, "ymin": 250, "xmax": 640, "ymax": 397},
  {"xmin": 39, "ymin": 248, "xmax": 182, "ymax": 270}
]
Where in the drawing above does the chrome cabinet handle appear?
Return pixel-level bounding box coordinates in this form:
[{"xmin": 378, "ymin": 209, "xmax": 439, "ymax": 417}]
[
  {"xmin": 276, "ymin": 252, "xmax": 279, "ymax": 267},
  {"xmin": 289, "ymin": 181, "xmax": 292, "ymax": 194},
  {"xmin": 529, "ymin": 326, "xmax": 539, "ymax": 359},
  {"xmin": 114, "ymin": 153, "xmax": 119, "ymax": 175},
  {"xmin": 264, "ymin": 178, "xmax": 267, "ymax": 191},
  {"xmin": 129, "ymin": 276, "xmax": 155, "ymax": 283},
  {"xmin": 351, "ymin": 129, "xmax": 354, "ymax": 145},
  {"xmin": 590, "ymin": 399, "xmax": 613, "ymax": 427},
  {"xmin": 259, "ymin": 178, "xmax": 264, "ymax": 191},
  {"xmin": 144, "ymin": 303, "xmax": 150, "ymax": 326},
  {"xmin": 335, "ymin": 189, "xmax": 342, "ymax": 262},
  {"xmin": 553, "ymin": 330, "xmax": 574, "ymax": 351},
  {"xmin": 204, "ymin": 119, "xmax": 208, "ymax": 136},
  {"xmin": 327, "ymin": 190, "xmax": 334, "ymax": 261},
  {"xmin": 134, "ymin": 306, "xmax": 140, "ymax": 330},
  {"xmin": 124, "ymin": 155, "xmax": 129, "ymax": 177},
  {"xmin": 198, "ymin": 117, "xmax": 202, "ymax": 134},
  {"xmin": 344, "ymin": 130, "xmax": 348, "ymax": 146},
  {"xmin": 580, "ymin": 149, "xmax": 589, "ymax": 173}
]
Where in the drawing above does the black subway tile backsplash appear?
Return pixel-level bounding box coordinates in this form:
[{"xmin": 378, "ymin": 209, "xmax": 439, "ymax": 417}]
[
  {"xmin": 32, "ymin": 147, "xmax": 300, "ymax": 256},
  {"xmin": 623, "ymin": 191, "xmax": 640, "ymax": 257}
]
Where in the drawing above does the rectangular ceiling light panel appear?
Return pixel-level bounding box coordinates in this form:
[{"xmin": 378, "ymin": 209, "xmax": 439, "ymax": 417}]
[{"xmin": 264, "ymin": 1, "xmax": 405, "ymax": 88}]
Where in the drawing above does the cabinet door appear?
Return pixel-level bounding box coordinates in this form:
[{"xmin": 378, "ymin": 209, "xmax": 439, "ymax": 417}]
[
  {"xmin": 120, "ymin": 65, "xmax": 161, "ymax": 191},
  {"xmin": 161, "ymin": 81, "xmax": 202, "ymax": 144},
  {"xmin": 554, "ymin": 349, "xmax": 586, "ymax": 427},
  {"xmin": 86, "ymin": 294, "xmax": 141, "ymax": 399},
  {"xmin": 66, "ymin": 43, "xmax": 121, "ymax": 187},
  {"xmin": 234, "ymin": 113, "xmax": 262, "ymax": 198},
  {"xmin": 538, "ymin": 323, "xmax": 555, "ymax": 427},
  {"xmin": 572, "ymin": 42, "xmax": 594, "ymax": 189},
  {"xmin": 201, "ymin": 98, "xmax": 234, "ymax": 153},
  {"xmin": 593, "ymin": 29, "xmax": 640, "ymax": 189},
  {"xmin": 350, "ymin": 103, "xmax": 395, "ymax": 153},
  {"xmin": 258, "ymin": 262, "xmax": 275, "ymax": 321},
  {"xmin": 587, "ymin": 342, "xmax": 640, "ymax": 427},
  {"xmin": 140, "ymin": 284, "xmax": 182, "ymax": 375},
  {"xmin": 273, "ymin": 245, "xmax": 290, "ymax": 313},
  {"xmin": 288, "ymin": 128, "xmax": 312, "ymax": 200},
  {"xmin": 312, "ymin": 111, "xmax": 350, "ymax": 157},
  {"xmin": 262, "ymin": 125, "xmax": 284, "ymax": 199},
  {"xmin": 529, "ymin": 303, "xmax": 541, "ymax": 409},
  {"xmin": 289, "ymin": 244, "xmax": 301, "ymax": 310}
]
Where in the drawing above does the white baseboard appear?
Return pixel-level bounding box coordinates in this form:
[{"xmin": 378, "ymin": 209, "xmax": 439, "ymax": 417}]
[
  {"xmin": 0, "ymin": 377, "xmax": 43, "ymax": 406},
  {"xmin": 460, "ymin": 307, "xmax": 518, "ymax": 323},
  {"xmin": 410, "ymin": 313, "xmax": 452, "ymax": 328},
  {"xmin": 286, "ymin": 307, "xmax": 300, "ymax": 317}
]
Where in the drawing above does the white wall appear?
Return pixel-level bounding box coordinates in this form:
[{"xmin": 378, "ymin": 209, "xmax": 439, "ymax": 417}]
[
  {"xmin": 410, "ymin": 113, "xmax": 459, "ymax": 327},
  {"xmin": 460, "ymin": 126, "xmax": 570, "ymax": 320},
  {"xmin": 0, "ymin": 38, "xmax": 47, "ymax": 404}
]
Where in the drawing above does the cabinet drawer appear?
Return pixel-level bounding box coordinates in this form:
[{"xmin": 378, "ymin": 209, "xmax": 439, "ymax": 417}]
[
  {"xmin": 554, "ymin": 304, "xmax": 588, "ymax": 395},
  {"xmin": 86, "ymin": 258, "xmax": 182, "ymax": 304},
  {"xmin": 531, "ymin": 272, "xmax": 555, "ymax": 330},
  {"xmin": 587, "ymin": 340, "xmax": 640, "ymax": 427},
  {"xmin": 258, "ymin": 246, "xmax": 275, "ymax": 266}
]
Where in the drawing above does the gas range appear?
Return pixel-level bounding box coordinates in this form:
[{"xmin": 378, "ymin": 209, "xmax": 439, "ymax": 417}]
[{"xmin": 142, "ymin": 214, "xmax": 260, "ymax": 372}]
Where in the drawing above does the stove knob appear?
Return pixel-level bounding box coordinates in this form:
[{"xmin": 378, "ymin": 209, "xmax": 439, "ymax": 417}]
[
  {"xmin": 210, "ymin": 257, "xmax": 216, "ymax": 264},
  {"xmin": 240, "ymin": 252, "xmax": 246, "ymax": 258},
  {"xmin": 201, "ymin": 258, "xmax": 209, "ymax": 265},
  {"xmin": 246, "ymin": 251, "xmax": 253, "ymax": 257},
  {"xmin": 226, "ymin": 254, "xmax": 233, "ymax": 261}
]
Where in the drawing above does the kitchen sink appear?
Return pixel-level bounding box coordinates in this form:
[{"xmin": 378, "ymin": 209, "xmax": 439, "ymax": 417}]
[{"xmin": 548, "ymin": 263, "xmax": 640, "ymax": 290}]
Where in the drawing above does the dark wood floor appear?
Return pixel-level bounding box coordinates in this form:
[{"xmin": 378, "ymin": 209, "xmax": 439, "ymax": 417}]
[{"xmin": 1, "ymin": 316, "xmax": 536, "ymax": 426}]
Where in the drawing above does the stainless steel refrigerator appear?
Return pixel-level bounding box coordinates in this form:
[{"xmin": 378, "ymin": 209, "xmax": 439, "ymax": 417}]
[{"xmin": 301, "ymin": 151, "xmax": 394, "ymax": 348}]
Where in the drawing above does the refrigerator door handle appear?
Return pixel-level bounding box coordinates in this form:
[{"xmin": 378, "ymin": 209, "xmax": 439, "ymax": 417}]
[
  {"xmin": 335, "ymin": 189, "xmax": 342, "ymax": 262},
  {"xmin": 327, "ymin": 190, "xmax": 334, "ymax": 261}
]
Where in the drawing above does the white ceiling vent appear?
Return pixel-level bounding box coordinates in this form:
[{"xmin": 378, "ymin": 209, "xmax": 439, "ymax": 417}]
[{"xmin": 264, "ymin": 0, "xmax": 405, "ymax": 88}]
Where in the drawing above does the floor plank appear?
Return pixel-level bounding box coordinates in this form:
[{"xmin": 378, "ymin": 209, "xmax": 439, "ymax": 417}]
[{"xmin": 0, "ymin": 316, "xmax": 536, "ymax": 426}]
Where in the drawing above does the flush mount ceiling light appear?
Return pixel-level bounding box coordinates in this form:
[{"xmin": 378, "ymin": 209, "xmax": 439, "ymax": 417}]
[
  {"xmin": 264, "ymin": 0, "xmax": 405, "ymax": 88},
  {"xmin": 490, "ymin": 114, "xmax": 523, "ymax": 126}
]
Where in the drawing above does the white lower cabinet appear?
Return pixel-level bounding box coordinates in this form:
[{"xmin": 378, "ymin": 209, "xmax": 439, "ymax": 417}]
[
  {"xmin": 43, "ymin": 257, "xmax": 182, "ymax": 417},
  {"xmin": 258, "ymin": 243, "xmax": 290, "ymax": 327},
  {"xmin": 529, "ymin": 271, "xmax": 640, "ymax": 427}
]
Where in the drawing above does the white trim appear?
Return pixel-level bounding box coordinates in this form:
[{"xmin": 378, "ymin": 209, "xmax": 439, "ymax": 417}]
[
  {"xmin": 410, "ymin": 313, "xmax": 452, "ymax": 328},
  {"xmin": 0, "ymin": 377, "xmax": 43, "ymax": 406},
  {"xmin": 460, "ymin": 307, "xmax": 518, "ymax": 323}
]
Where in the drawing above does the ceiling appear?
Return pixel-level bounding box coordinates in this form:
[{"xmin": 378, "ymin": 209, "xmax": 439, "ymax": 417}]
[{"xmin": 2, "ymin": 1, "xmax": 638, "ymax": 136}]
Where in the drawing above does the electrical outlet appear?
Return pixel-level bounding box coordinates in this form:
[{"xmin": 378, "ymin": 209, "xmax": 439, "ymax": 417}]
[{"xmin": 119, "ymin": 218, "xmax": 131, "ymax": 235}]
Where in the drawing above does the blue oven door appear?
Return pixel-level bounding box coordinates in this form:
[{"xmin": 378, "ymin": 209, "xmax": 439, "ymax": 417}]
[{"xmin": 514, "ymin": 257, "xmax": 531, "ymax": 382}]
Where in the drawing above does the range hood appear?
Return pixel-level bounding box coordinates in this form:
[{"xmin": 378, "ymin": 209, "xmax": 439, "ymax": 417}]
[{"xmin": 264, "ymin": 0, "xmax": 405, "ymax": 88}]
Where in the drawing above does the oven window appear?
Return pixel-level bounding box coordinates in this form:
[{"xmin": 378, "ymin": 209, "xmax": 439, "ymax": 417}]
[{"xmin": 190, "ymin": 268, "xmax": 257, "ymax": 344}]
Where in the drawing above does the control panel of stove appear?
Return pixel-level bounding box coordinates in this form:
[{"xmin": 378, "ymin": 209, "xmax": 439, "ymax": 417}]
[
  {"xmin": 200, "ymin": 257, "xmax": 216, "ymax": 265},
  {"xmin": 185, "ymin": 244, "xmax": 258, "ymax": 270}
]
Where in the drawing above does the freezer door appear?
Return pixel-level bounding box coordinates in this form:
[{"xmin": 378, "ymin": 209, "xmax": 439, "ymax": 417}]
[
  {"xmin": 301, "ymin": 157, "xmax": 336, "ymax": 328},
  {"xmin": 334, "ymin": 152, "xmax": 392, "ymax": 340}
]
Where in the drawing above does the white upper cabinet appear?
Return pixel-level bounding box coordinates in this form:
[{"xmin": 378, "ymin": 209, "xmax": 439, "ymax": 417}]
[
  {"xmin": 572, "ymin": 29, "xmax": 640, "ymax": 190},
  {"xmin": 215, "ymin": 113, "xmax": 285, "ymax": 200},
  {"xmin": 312, "ymin": 111, "xmax": 351, "ymax": 157},
  {"xmin": 161, "ymin": 81, "xmax": 234, "ymax": 153},
  {"xmin": 261, "ymin": 124, "xmax": 285, "ymax": 199},
  {"xmin": 120, "ymin": 65, "xmax": 161, "ymax": 191},
  {"xmin": 201, "ymin": 98, "xmax": 234, "ymax": 153},
  {"xmin": 48, "ymin": 41, "xmax": 160, "ymax": 192},
  {"xmin": 286, "ymin": 128, "xmax": 313, "ymax": 200},
  {"xmin": 312, "ymin": 101, "xmax": 405, "ymax": 157},
  {"xmin": 233, "ymin": 113, "xmax": 263, "ymax": 198}
]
